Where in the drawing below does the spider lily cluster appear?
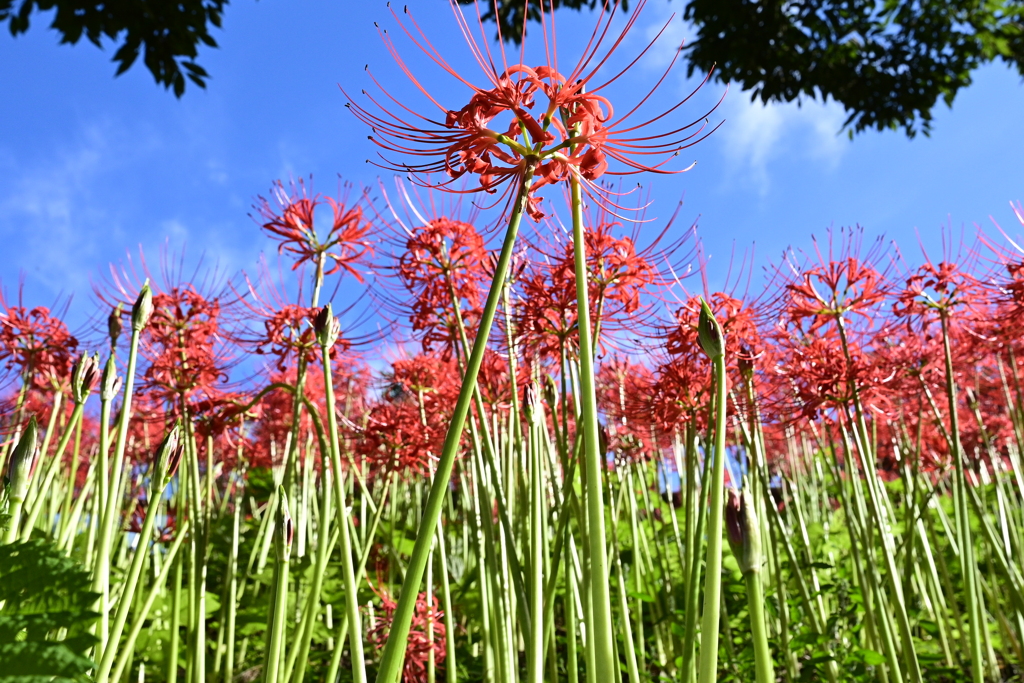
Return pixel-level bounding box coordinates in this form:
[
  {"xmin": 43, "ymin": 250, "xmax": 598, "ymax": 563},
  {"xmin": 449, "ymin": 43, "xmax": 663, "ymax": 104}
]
[{"xmin": 5, "ymin": 1, "xmax": 1024, "ymax": 683}]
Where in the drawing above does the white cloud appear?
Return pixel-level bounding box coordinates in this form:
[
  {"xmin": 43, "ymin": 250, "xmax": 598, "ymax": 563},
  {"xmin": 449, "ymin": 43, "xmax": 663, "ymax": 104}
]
[
  {"xmin": 641, "ymin": 0, "xmax": 694, "ymax": 70},
  {"xmin": 0, "ymin": 125, "xmax": 111, "ymax": 295},
  {"xmin": 718, "ymin": 92, "xmax": 847, "ymax": 195}
]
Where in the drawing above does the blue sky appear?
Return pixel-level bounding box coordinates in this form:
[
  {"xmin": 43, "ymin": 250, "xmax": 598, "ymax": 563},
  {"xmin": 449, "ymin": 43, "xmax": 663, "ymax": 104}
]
[{"xmin": 2, "ymin": 0, "xmax": 1023, "ymax": 337}]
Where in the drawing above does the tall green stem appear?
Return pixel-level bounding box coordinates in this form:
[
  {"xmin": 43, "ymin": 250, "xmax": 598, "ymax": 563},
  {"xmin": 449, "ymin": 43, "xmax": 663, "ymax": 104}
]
[
  {"xmin": 697, "ymin": 345, "xmax": 728, "ymax": 683},
  {"xmin": 941, "ymin": 314, "xmax": 985, "ymax": 683},
  {"xmin": 373, "ymin": 159, "xmax": 537, "ymax": 683},
  {"xmin": 567, "ymin": 170, "xmax": 617, "ymax": 680},
  {"xmin": 319, "ymin": 318, "xmax": 368, "ymax": 683}
]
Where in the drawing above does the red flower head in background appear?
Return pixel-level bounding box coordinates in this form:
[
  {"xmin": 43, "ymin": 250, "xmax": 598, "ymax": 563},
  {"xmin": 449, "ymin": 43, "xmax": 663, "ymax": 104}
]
[
  {"xmin": 141, "ymin": 285, "xmax": 235, "ymax": 417},
  {"xmin": 0, "ymin": 290, "xmax": 78, "ymax": 394},
  {"xmin": 368, "ymin": 589, "xmax": 446, "ymax": 683},
  {"xmin": 397, "ymin": 215, "xmax": 488, "ymax": 356},
  {"xmin": 354, "ymin": 353, "xmax": 460, "ymax": 479},
  {"xmin": 254, "ymin": 177, "xmax": 374, "ymax": 282}
]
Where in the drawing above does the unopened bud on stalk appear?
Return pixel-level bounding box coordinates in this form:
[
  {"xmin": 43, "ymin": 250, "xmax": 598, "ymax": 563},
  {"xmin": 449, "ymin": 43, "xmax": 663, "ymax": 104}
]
[
  {"xmin": 737, "ymin": 345, "xmax": 756, "ymax": 379},
  {"xmin": 132, "ymin": 282, "xmax": 153, "ymax": 331},
  {"xmin": 725, "ymin": 487, "xmax": 762, "ymax": 575},
  {"xmin": 277, "ymin": 487, "xmax": 293, "ymax": 561},
  {"xmin": 108, "ymin": 303, "xmax": 123, "ymax": 349},
  {"xmin": 524, "ymin": 384, "xmax": 542, "ymax": 423},
  {"xmin": 101, "ymin": 355, "xmax": 122, "ymax": 401},
  {"xmin": 698, "ymin": 298, "xmax": 725, "ymax": 359},
  {"xmin": 153, "ymin": 425, "xmax": 183, "ymax": 484},
  {"xmin": 542, "ymin": 375, "xmax": 558, "ymax": 410},
  {"xmin": 313, "ymin": 304, "xmax": 341, "ymax": 348},
  {"xmin": 71, "ymin": 353, "xmax": 100, "ymax": 404},
  {"xmin": 7, "ymin": 418, "xmax": 39, "ymax": 502}
]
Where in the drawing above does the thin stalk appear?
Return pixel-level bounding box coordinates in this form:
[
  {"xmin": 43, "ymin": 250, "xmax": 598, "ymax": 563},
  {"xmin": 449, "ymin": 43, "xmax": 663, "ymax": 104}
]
[
  {"xmin": 110, "ymin": 521, "xmax": 191, "ymax": 683},
  {"xmin": 374, "ymin": 159, "xmax": 537, "ymax": 683},
  {"xmin": 567, "ymin": 169, "xmax": 616, "ymax": 680},
  {"xmin": 697, "ymin": 351, "xmax": 728, "ymax": 683},
  {"xmin": 319, "ymin": 320, "xmax": 368, "ymax": 683}
]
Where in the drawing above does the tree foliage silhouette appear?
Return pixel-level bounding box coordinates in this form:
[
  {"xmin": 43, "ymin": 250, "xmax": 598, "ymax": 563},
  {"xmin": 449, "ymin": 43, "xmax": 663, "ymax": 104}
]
[{"xmin": 462, "ymin": 0, "xmax": 1024, "ymax": 137}]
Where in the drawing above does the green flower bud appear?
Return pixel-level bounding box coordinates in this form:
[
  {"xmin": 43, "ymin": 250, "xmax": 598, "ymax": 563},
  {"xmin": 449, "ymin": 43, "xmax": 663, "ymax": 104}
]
[
  {"xmin": 108, "ymin": 303, "xmax": 123, "ymax": 350},
  {"xmin": 71, "ymin": 353, "xmax": 100, "ymax": 404},
  {"xmin": 313, "ymin": 304, "xmax": 341, "ymax": 348},
  {"xmin": 101, "ymin": 355, "xmax": 122, "ymax": 401},
  {"xmin": 725, "ymin": 487, "xmax": 762, "ymax": 575},
  {"xmin": 697, "ymin": 297, "xmax": 725, "ymax": 359},
  {"xmin": 153, "ymin": 424, "xmax": 183, "ymax": 485},
  {"xmin": 7, "ymin": 418, "xmax": 39, "ymax": 502},
  {"xmin": 132, "ymin": 282, "xmax": 154, "ymax": 331}
]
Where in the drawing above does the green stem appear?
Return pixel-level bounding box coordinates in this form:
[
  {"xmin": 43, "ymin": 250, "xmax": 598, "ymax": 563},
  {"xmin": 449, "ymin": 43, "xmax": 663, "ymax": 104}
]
[
  {"xmin": 745, "ymin": 569, "xmax": 774, "ymax": 683},
  {"xmin": 373, "ymin": 159, "xmax": 538, "ymax": 683},
  {"xmin": 320, "ymin": 326, "xmax": 368, "ymax": 683},
  {"xmin": 93, "ymin": 326, "xmax": 144, "ymax": 654},
  {"xmin": 567, "ymin": 169, "xmax": 617, "ymax": 680},
  {"xmin": 110, "ymin": 520, "xmax": 191, "ymax": 683},
  {"xmin": 697, "ymin": 354, "xmax": 728, "ymax": 683},
  {"xmin": 95, "ymin": 469, "xmax": 174, "ymax": 682}
]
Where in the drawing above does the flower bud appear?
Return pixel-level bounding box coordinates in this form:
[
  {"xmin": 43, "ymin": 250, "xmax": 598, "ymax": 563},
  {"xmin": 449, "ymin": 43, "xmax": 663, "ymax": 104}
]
[
  {"xmin": 132, "ymin": 282, "xmax": 154, "ymax": 331},
  {"xmin": 542, "ymin": 375, "xmax": 558, "ymax": 410},
  {"xmin": 524, "ymin": 384, "xmax": 540, "ymax": 421},
  {"xmin": 108, "ymin": 303, "xmax": 123, "ymax": 350},
  {"xmin": 277, "ymin": 487, "xmax": 293, "ymax": 561},
  {"xmin": 71, "ymin": 353, "xmax": 100, "ymax": 404},
  {"xmin": 313, "ymin": 304, "xmax": 341, "ymax": 348},
  {"xmin": 725, "ymin": 487, "xmax": 762, "ymax": 575},
  {"xmin": 101, "ymin": 355, "xmax": 122, "ymax": 401},
  {"xmin": 153, "ymin": 424, "xmax": 182, "ymax": 484},
  {"xmin": 697, "ymin": 298, "xmax": 725, "ymax": 359},
  {"xmin": 7, "ymin": 418, "xmax": 39, "ymax": 502}
]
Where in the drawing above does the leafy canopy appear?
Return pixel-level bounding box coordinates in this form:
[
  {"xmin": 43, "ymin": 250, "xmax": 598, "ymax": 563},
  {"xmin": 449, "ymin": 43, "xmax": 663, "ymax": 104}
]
[
  {"xmin": 460, "ymin": 0, "xmax": 1024, "ymax": 137},
  {"xmin": 1, "ymin": 0, "xmax": 228, "ymax": 96}
]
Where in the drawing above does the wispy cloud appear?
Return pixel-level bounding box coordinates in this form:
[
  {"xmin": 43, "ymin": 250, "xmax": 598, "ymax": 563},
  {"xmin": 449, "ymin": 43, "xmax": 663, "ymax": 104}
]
[
  {"xmin": 718, "ymin": 92, "xmax": 848, "ymax": 196},
  {"xmin": 0, "ymin": 124, "xmax": 112, "ymax": 296}
]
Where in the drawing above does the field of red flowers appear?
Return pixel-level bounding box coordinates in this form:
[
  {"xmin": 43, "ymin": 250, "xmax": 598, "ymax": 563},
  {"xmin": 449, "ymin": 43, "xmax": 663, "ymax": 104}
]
[{"xmin": 4, "ymin": 1, "xmax": 1024, "ymax": 683}]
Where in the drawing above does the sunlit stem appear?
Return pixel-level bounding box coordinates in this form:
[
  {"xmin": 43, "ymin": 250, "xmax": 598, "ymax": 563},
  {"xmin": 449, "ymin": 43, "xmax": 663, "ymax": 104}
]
[
  {"xmin": 374, "ymin": 159, "xmax": 538, "ymax": 683},
  {"xmin": 92, "ymin": 323, "xmax": 144, "ymax": 655},
  {"xmin": 697, "ymin": 353, "xmax": 728, "ymax": 683},
  {"xmin": 567, "ymin": 169, "xmax": 617, "ymax": 680},
  {"xmin": 95, "ymin": 470, "xmax": 175, "ymax": 682},
  {"xmin": 321, "ymin": 330, "xmax": 368, "ymax": 683},
  {"xmin": 110, "ymin": 520, "xmax": 191, "ymax": 683},
  {"xmin": 941, "ymin": 312, "xmax": 985, "ymax": 683}
]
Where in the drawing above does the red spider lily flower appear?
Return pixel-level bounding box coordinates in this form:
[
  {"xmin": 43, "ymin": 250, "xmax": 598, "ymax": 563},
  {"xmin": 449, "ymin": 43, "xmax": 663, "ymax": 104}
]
[
  {"xmin": 893, "ymin": 259, "xmax": 993, "ymax": 341},
  {"xmin": 643, "ymin": 357, "xmax": 711, "ymax": 435},
  {"xmin": 517, "ymin": 217, "xmax": 659, "ymax": 361},
  {"xmin": 775, "ymin": 229, "xmax": 894, "ymax": 335},
  {"xmin": 254, "ymin": 177, "xmax": 374, "ymax": 281},
  {"xmin": 354, "ymin": 353, "xmax": 460, "ymax": 479},
  {"xmin": 238, "ymin": 260, "xmax": 378, "ymax": 374},
  {"xmin": 139, "ymin": 286, "xmax": 236, "ymax": 418},
  {"xmin": 370, "ymin": 179, "xmax": 492, "ymax": 358},
  {"xmin": 0, "ymin": 290, "xmax": 78, "ymax": 393},
  {"xmin": 773, "ymin": 329, "xmax": 896, "ymax": 422},
  {"xmin": 250, "ymin": 303, "xmax": 331, "ymax": 370},
  {"xmin": 368, "ymin": 589, "xmax": 446, "ymax": 683},
  {"xmin": 397, "ymin": 216, "xmax": 487, "ymax": 356},
  {"xmin": 664, "ymin": 292, "xmax": 764, "ymax": 377},
  {"xmin": 346, "ymin": 0, "xmax": 720, "ymax": 218},
  {"xmin": 597, "ymin": 357, "xmax": 657, "ymax": 462}
]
